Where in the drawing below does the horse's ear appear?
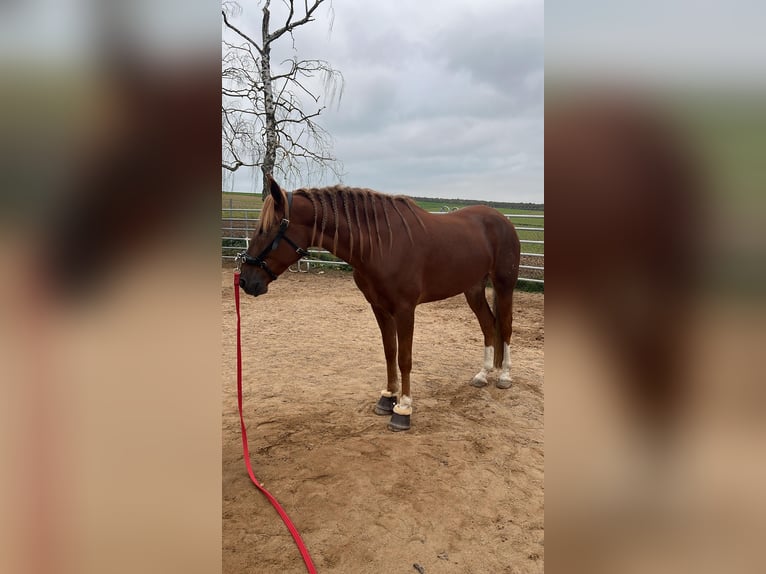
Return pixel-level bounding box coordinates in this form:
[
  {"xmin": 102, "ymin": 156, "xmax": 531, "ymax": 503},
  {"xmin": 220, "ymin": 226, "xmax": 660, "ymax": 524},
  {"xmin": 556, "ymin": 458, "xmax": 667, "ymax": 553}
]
[{"xmin": 268, "ymin": 176, "xmax": 285, "ymax": 210}]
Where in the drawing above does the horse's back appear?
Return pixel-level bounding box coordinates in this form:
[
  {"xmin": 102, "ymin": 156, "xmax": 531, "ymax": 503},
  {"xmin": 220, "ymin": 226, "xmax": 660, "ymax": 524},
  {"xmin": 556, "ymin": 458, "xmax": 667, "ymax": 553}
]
[{"xmin": 435, "ymin": 205, "xmax": 519, "ymax": 259}]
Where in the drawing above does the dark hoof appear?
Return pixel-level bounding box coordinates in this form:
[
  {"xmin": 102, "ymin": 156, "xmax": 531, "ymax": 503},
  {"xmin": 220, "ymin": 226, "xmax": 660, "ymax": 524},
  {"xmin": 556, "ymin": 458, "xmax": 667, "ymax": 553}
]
[
  {"xmin": 374, "ymin": 394, "xmax": 396, "ymax": 416},
  {"xmin": 388, "ymin": 412, "xmax": 411, "ymax": 431}
]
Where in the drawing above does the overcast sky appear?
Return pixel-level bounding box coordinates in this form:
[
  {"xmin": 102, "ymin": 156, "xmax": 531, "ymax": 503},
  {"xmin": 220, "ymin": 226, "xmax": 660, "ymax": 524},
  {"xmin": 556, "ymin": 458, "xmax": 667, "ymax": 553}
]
[{"xmin": 224, "ymin": 0, "xmax": 543, "ymax": 203}]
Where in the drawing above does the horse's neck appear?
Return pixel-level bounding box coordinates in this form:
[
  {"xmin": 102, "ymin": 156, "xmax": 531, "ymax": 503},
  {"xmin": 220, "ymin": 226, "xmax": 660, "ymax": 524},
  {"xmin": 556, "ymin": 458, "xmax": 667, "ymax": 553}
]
[
  {"xmin": 305, "ymin": 190, "xmax": 425, "ymax": 270},
  {"xmin": 311, "ymin": 210, "xmax": 375, "ymax": 271},
  {"xmin": 314, "ymin": 221, "xmax": 358, "ymax": 267}
]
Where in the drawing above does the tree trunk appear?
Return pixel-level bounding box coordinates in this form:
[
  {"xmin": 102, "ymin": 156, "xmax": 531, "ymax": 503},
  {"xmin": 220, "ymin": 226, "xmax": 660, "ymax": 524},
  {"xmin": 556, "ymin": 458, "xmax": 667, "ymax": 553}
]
[{"xmin": 260, "ymin": 2, "xmax": 278, "ymax": 197}]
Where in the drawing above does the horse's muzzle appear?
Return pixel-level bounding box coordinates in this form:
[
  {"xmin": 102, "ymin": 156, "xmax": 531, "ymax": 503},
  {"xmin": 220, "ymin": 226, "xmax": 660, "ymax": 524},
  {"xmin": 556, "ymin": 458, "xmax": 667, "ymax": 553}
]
[{"xmin": 239, "ymin": 276, "xmax": 268, "ymax": 297}]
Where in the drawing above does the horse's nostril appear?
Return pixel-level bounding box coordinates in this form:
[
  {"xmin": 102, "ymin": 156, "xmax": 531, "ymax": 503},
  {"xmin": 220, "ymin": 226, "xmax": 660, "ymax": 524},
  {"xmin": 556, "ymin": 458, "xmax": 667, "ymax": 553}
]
[{"xmin": 239, "ymin": 277, "xmax": 246, "ymax": 289}]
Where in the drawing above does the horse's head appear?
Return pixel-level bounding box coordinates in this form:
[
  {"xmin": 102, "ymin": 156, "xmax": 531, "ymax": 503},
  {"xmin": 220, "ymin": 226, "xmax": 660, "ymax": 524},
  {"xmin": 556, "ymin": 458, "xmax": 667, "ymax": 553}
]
[{"xmin": 237, "ymin": 177, "xmax": 310, "ymax": 297}]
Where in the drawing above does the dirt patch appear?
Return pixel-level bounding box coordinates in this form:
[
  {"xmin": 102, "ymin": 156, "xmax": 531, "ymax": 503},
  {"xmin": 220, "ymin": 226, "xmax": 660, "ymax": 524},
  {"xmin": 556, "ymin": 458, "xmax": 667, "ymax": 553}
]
[{"xmin": 222, "ymin": 269, "xmax": 544, "ymax": 573}]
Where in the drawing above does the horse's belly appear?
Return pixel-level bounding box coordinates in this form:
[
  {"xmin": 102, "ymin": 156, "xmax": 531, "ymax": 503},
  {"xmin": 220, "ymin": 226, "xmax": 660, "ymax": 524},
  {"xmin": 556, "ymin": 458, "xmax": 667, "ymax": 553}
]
[
  {"xmin": 417, "ymin": 247, "xmax": 490, "ymax": 301},
  {"xmin": 419, "ymin": 267, "xmax": 488, "ymax": 303},
  {"xmin": 419, "ymin": 287, "xmax": 466, "ymax": 304}
]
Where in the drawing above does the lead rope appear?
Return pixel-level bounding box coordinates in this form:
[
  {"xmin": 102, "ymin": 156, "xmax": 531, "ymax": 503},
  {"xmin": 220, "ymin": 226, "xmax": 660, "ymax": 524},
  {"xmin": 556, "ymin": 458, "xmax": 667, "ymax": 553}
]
[{"xmin": 234, "ymin": 271, "xmax": 318, "ymax": 573}]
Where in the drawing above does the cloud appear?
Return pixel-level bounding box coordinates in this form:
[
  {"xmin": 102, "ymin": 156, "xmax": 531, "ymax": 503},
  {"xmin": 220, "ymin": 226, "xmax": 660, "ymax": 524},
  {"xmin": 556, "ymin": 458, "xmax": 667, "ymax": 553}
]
[
  {"xmin": 226, "ymin": 0, "xmax": 543, "ymax": 203},
  {"xmin": 433, "ymin": 0, "xmax": 544, "ymax": 99}
]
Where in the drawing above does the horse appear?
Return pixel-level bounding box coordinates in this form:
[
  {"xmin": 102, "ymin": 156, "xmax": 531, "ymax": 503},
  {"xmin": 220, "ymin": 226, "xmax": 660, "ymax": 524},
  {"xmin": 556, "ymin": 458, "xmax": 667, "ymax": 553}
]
[
  {"xmin": 237, "ymin": 177, "xmax": 521, "ymax": 431},
  {"xmin": 546, "ymin": 93, "xmax": 701, "ymax": 435}
]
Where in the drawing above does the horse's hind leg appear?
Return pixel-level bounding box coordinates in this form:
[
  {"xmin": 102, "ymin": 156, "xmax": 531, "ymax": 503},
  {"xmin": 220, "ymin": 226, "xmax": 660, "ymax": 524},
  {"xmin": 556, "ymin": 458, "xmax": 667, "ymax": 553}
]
[
  {"xmin": 464, "ymin": 277, "xmax": 497, "ymax": 387},
  {"xmin": 493, "ymin": 281, "xmax": 515, "ymax": 389}
]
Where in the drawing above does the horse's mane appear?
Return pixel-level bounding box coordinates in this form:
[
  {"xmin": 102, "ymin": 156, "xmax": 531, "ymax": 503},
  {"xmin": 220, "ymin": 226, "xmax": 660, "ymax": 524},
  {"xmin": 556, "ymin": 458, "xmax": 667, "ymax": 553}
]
[{"xmin": 295, "ymin": 186, "xmax": 427, "ymax": 260}]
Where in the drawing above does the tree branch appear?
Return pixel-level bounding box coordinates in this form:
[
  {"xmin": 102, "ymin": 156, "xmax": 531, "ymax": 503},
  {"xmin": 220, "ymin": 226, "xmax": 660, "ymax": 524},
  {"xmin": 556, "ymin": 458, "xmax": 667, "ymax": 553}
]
[
  {"xmin": 222, "ymin": 10, "xmax": 264, "ymax": 56},
  {"xmin": 222, "ymin": 160, "xmax": 244, "ymax": 172},
  {"xmin": 268, "ymin": 0, "xmax": 324, "ymax": 44}
]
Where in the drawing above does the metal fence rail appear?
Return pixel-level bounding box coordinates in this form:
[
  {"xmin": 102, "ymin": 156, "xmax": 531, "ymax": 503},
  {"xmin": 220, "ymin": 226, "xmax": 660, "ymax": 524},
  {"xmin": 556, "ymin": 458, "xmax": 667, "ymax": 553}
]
[{"xmin": 222, "ymin": 208, "xmax": 544, "ymax": 285}]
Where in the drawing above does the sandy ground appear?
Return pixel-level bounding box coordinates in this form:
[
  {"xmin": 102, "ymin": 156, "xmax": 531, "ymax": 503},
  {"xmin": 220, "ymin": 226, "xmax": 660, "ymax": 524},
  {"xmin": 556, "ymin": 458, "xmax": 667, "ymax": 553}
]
[{"xmin": 222, "ymin": 268, "xmax": 544, "ymax": 573}]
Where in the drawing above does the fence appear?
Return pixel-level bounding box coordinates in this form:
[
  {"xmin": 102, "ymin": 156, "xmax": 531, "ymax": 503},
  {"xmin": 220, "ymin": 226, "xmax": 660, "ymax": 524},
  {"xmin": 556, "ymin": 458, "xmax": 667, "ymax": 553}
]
[{"xmin": 222, "ymin": 207, "xmax": 544, "ymax": 285}]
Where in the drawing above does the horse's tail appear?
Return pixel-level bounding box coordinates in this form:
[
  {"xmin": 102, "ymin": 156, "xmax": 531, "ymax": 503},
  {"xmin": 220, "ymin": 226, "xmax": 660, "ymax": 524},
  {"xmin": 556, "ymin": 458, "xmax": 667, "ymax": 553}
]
[{"xmin": 492, "ymin": 288, "xmax": 504, "ymax": 369}]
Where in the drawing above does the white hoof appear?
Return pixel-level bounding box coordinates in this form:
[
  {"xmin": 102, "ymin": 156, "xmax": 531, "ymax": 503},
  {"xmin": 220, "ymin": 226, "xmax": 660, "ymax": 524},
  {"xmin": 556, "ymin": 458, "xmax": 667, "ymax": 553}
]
[
  {"xmin": 496, "ymin": 374, "xmax": 512, "ymax": 389},
  {"xmin": 471, "ymin": 372, "xmax": 488, "ymax": 387}
]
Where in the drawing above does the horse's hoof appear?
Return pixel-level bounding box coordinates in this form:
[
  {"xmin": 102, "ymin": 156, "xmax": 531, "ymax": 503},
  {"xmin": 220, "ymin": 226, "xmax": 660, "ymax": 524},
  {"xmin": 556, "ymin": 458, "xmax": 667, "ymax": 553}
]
[
  {"xmin": 388, "ymin": 412, "xmax": 411, "ymax": 431},
  {"xmin": 470, "ymin": 376, "xmax": 488, "ymax": 388},
  {"xmin": 374, "ymin": 394, "xmax": 396, "ymax": 415},
  {"xmin": 496, "ymin": 377, "xmax": 512, "ymax": 389}
]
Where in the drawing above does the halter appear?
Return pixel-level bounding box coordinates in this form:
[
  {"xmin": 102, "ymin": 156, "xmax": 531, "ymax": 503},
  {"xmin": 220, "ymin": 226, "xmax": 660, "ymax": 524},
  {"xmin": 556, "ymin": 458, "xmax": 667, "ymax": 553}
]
[{"xmin": 235, "ymin": 191, "xmax": 309, "ymax": 280}]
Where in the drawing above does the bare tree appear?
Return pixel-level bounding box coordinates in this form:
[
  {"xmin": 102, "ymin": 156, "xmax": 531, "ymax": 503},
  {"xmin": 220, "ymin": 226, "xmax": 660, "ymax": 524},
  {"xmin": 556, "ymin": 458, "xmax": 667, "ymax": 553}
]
[{"xmin": 222, "ymin": 0, "xmax": 343, "ymax": 196}]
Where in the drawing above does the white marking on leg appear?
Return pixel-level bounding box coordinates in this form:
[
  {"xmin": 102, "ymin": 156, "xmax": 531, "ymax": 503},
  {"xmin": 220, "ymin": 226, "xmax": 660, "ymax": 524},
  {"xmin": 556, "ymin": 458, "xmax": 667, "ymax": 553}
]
[
  {"xmin": 393, "ymin": 394, "xmax": 412, "ymax": 415},
  {"xmin": 471, "ymin": 346, "xmax": 494, "ymax": 386},
  {"xmin": 380, "ymin": 390, "xmax": 394, "ymax": 398},
  {"xmin": 484, "ymin": 346, "xmax": 494, "ymax": 371},
  {"xmin": 498, "ymin": 342, "xmax": 512, "ymax": 388}
]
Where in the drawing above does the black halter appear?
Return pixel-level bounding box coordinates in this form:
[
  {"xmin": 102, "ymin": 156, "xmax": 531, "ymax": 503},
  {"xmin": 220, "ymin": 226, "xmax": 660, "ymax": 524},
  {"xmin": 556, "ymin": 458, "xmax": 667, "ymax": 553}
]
[{"xmin": 236, "ymin": 192, "xmax": 309, "ymax": 280}]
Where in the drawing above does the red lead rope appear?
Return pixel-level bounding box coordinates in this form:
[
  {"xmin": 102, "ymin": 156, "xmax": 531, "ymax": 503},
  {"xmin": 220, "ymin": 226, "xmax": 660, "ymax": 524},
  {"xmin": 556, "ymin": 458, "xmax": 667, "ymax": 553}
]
[{"xmin": 234, "ymin": 271, "xmax": 317, "ymax": 573}]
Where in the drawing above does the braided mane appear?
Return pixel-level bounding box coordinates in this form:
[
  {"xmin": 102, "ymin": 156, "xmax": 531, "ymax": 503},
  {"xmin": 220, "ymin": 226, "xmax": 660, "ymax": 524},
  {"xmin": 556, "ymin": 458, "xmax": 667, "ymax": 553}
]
[{"xmin": 294, "ymin": 186, "xmax": 427, "ymax": 260}]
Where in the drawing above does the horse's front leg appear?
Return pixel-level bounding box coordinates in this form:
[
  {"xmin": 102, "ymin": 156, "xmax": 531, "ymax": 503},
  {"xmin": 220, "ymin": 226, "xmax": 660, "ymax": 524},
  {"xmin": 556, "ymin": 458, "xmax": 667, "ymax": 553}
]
[
  {"xmin": 371, "ymin": 304, "xmax": 399, "ymax": 416},
  {"xmin": 389, "ymin": 307, "xmax": 415, "ymax": 431}
]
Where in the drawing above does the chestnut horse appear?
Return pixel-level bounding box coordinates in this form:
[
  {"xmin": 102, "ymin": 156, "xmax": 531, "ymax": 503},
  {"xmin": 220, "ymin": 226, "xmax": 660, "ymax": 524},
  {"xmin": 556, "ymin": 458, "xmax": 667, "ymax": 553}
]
[{"xmin": 237, "ymin": 177, "xmax": 521, "ymax": 431}]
